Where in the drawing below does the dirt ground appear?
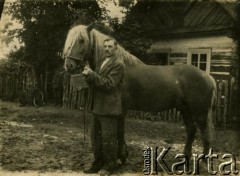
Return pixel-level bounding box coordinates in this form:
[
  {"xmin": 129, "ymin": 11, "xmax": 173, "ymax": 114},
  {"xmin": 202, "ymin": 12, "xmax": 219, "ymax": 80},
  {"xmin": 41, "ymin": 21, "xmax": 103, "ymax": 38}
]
[{"xmin": 0, "ymin": 100, "xmax": 240, "ymax": 176}]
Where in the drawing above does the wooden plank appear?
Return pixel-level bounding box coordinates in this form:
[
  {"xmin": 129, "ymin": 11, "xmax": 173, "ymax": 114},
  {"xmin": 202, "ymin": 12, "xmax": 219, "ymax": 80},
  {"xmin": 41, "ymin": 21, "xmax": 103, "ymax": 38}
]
[
  {"xmin": 71, "ymin": 89, "xmax": 74, "ymax": 109},
  {"xmin": 62, "ymin": 73, "xmax": 69, "ymax": 108},
  {"xmin": 197, "ymin": 2, "xmax": 216, "ymax": 26},
  {"xmin": 77, "ymin": 91, "xmax": 80, "ymax": 109},
  {"xmin": 158, "ymin": 112, "xmax": 161, "ymax": 121},
  {"xmin": 173, "ymin": 108, "xmax": 177, "ymax": 121},
  {"xmin": 223, "ymin": 80, "xmax": 228, "ymax": 129},
  {"xmin": 160, "ymin": 112, "xmax": 163, "ymax": 121},
  {"xmin": 164, "ymin": 110, "xmax": 168, "ymax": 121},
  {"xmin": 217, "ymin": 80, "xmax": 222, "ymax": 125},
  {"xmin": 170, "ymin": 58, "xmax": 187, "ymax": 63},
  {"xmin": 169, "ymin": 109, "xmax": 172, "ymax": 121},
  {"xmin": 170, "ymin": 53, "xmax": 187, "ymax": 57},
  {"xmin": 205, "ymin": 3, "xmax": 221, "ymax": 26},
  {"xmin": 69, "ymin": 85, "xmax": 73, "ymax": 109},
  {"xmin": 211, "ymin": 55, "xmax": 232, "ymax": 60},
  {"xmin": 177, "ymin": 111, "xmax": 181, "ymax": 122},
  {"xmin": 211, "ymin": 56, "xmax": 232, "ymax": 62},
  {"xmin": 211, "ymin": 7, "xmax": 225, "ymax": 25},
  {"xmin": 211, "ymin": 72, "xmax": 230, "ymax": 76},
  {"xmin": 212, "ymin": 48, "xmax": 233, "ymax": 53},
  {"xmin": 213, "ymin": 7, "xmax": 230, "ymax": 25},
  {"xmin": 184, "ymin": 1, "xmax": 201, "ymax": 26},
  {"xmin": 72, "ymin": 90, "xmax": 76, "ymax": 109},
  {"xmin": 68, "ymin": 81, "xmax": 72, "ymax": 109},
  {"xmin": 81, "ymin": 90, "xmax": 85, "ymax": 109},
  {"xmin": 211, "ymin": 64, "xmax": 230, "ymax": 67},
  {"xmin": 229, "ymin": 77, "xmax": 235, "ymax": 118},
  {"xmin": 151, "ymin": 36, "xmax": 233, "ymax": 51},
  {"xmin": 189, "ymin": 1, "xmax": 211, "ymax": 26}
]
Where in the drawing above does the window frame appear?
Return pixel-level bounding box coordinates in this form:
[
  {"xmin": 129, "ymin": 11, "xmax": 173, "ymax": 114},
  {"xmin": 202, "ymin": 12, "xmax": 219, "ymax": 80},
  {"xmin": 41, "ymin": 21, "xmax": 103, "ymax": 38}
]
[{"xmin": 187, "ymin": 48, "xmax": 211, "ymax": 74}]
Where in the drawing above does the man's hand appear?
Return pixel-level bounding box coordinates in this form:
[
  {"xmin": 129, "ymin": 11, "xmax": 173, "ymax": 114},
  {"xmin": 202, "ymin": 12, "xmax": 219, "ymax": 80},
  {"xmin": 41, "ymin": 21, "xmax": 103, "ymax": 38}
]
[{"xmin": 82, "ymin": 66, "xmax": 93, "ymax": 76}]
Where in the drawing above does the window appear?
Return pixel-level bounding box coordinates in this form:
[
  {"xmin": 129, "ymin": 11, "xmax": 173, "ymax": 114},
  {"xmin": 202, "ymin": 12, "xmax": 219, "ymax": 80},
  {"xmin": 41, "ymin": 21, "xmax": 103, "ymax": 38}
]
[
  {"xmin": 146, "ymin": 49, "xmax": 170, "ymax": 65},
  {"xmin": 187, "ymin": 49, "xmax": 211, "ymax": 73}
]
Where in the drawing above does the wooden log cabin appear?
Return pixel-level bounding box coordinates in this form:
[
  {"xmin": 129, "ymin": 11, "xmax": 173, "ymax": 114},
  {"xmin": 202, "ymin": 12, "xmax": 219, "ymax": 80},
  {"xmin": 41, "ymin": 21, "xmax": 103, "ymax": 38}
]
[{"xmin": 133, "ymin": 0, "xmax": 237, "ymax": 128}]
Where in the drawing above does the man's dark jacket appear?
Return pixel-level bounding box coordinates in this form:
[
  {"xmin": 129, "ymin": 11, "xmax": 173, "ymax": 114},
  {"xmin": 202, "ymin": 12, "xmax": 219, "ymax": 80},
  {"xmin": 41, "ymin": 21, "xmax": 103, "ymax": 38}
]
[{"xmin": 86, "ymin": 56, "xmax": 124, "ymax": 116}]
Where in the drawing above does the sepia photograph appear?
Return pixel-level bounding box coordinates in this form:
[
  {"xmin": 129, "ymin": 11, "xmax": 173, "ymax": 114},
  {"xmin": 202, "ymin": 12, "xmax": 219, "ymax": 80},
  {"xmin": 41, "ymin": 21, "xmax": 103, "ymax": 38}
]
[{"xmin": 0, "ymin": 0, "xmax": 240, "ymax": 175}]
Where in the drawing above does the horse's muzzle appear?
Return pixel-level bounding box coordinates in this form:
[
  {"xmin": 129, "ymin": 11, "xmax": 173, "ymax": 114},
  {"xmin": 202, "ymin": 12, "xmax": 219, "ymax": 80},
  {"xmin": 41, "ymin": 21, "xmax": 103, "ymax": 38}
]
[{"xmin": 65, "ymin": 62, "xmax": 73, "ymax": 71}]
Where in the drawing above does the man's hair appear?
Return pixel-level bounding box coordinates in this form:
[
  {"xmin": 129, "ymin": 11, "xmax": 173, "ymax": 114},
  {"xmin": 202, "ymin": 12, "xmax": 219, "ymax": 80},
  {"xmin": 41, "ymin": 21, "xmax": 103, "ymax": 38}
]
[{"xmin": 104, "ymin": 37, "xmax": 118, "ymax": 46}]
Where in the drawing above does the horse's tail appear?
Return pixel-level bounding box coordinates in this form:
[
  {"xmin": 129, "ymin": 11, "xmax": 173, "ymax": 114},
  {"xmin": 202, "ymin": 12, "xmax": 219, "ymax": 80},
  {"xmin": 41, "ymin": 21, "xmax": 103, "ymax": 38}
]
[{"xmin": 207, "ymin": 75, "xmax": 217, "ymax": 143}]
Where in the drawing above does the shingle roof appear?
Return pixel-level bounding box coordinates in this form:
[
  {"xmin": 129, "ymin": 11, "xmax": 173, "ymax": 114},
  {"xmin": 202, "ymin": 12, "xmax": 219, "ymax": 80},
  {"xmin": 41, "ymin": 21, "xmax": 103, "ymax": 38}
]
[
  {"xmin": 215, "ymin": 0, "xmax": 237, "ymax": 20},
  {"xmin": 124, "ymin": 0, "xmax": 236, "ymax": 37}
]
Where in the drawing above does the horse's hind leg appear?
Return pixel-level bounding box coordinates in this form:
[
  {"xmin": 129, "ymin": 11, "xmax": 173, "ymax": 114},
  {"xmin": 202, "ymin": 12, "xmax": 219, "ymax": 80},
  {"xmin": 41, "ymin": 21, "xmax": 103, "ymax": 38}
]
[
  {"xmin": 196, "ymin": 114, "xmax": 210, "ymax": 155},
  {"xmin": 182, "ymin": 112, "xmax": 197, "ymax": 157}
]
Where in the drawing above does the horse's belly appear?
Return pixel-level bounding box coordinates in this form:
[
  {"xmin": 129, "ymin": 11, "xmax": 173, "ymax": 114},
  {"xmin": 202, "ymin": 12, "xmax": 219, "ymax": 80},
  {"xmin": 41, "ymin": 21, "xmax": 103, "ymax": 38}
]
[
  {"xmin": 124, "ymin": 89, "xmax": 181, "ymax": 111},
  {"xmin": 123, "ymin": 68, "xmax": 183, "ymax": 112}
]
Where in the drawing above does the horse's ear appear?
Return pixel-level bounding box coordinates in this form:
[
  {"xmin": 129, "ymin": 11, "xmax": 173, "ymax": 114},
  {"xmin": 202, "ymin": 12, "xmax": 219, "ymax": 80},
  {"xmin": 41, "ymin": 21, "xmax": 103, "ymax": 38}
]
[{"xmin": 87, "ymin": 23, "xmax": 95, "ymax": 32}]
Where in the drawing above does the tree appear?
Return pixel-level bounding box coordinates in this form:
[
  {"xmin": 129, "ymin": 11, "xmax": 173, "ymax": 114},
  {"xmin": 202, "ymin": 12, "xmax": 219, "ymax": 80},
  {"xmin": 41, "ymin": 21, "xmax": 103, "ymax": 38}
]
[
  {"xmin": 0, "ymin": 0, "xmax": 4, "ymax": 19},
  {"xmin": 5, "ymin": 0, "xmax": 103, "ymax": 100},
  {"xmin": 109, "ymin": 0, "xmax": 153, "ymax": 61}
]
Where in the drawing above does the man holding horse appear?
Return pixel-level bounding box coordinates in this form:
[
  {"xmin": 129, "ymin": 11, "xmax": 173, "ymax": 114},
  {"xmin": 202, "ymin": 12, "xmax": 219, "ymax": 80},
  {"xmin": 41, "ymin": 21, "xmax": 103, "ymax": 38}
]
[{"xmin": 82, "ymin": 37, "xmax": 125, "ymax": 174}]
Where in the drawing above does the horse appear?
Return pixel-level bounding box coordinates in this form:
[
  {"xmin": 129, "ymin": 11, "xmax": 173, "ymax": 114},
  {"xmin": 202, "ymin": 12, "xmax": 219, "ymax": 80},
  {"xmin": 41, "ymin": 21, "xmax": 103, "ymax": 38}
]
[{"xmin": 62, "ymin": 24, "xmax": 216, "ymax": 159}]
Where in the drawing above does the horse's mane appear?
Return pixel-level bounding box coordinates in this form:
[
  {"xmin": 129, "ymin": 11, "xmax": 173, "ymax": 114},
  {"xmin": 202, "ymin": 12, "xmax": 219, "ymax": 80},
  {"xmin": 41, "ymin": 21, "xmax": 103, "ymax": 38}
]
[{"xmin": 89, "ymin": 28, "xmax": 144, "ymax": 67}]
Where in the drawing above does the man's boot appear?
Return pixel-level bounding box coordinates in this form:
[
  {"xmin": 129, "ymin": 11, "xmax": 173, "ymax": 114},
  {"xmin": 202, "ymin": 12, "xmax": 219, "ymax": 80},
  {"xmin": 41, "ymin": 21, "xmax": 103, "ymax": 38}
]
[{"xmin": 84, "ymin": 159, "xmax": 104, "ymax": 173}]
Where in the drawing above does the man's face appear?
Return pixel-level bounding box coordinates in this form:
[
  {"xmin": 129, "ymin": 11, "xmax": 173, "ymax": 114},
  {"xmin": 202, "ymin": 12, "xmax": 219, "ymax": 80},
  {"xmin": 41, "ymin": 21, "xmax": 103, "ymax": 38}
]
[{"xmin": 104, "ymin": 40, "xmax": 117, "ymax": 58}]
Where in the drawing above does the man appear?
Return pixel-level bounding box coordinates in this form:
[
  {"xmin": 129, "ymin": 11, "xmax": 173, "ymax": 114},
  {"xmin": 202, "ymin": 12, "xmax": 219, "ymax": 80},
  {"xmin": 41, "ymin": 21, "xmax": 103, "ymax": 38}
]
[{"xmin": 82, "ymin": 38, "xmax": 125, "ymax": 174}]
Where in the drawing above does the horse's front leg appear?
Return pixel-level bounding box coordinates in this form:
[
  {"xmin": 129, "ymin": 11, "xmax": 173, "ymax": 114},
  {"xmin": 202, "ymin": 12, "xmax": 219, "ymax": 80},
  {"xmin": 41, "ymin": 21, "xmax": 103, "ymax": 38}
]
[{"xmin": 117, "ymin": 113, "xmax": 128, "ymax": 164}]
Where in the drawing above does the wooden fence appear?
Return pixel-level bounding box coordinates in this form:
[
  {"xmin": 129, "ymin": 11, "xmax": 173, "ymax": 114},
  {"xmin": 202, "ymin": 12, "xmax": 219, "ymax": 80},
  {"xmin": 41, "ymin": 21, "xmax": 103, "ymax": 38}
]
[
  {"xmin": 63, "ymin": 74, "xmax": 233, "ymax": 129},
  {"xmin": 62, "ymin": 73, "xmax": 89, "ymax": 110},
  {"xmin": 0, "ymin": 74, "xmax": 15, "ymax": 100},
  {"xmin": 127, "ymin": 109, "xmax": 182, "ymax": 122},
  {"xmin": 0, "ymin": 70, "xmax": 35, "ymax": 101},
  {"xmin": 0, "ymin": 70, "xmax": 231, "ymax": 129},
  {"xmin": 214, "ymin": 78, "xmax": 231, "ymax": 129}
]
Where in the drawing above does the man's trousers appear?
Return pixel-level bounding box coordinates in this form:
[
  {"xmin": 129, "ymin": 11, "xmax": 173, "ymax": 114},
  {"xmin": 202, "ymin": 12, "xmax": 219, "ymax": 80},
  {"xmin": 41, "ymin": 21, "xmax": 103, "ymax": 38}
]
[{"xmin": 91, "ymin": 115, "xmax": 119, "ymax": 166}]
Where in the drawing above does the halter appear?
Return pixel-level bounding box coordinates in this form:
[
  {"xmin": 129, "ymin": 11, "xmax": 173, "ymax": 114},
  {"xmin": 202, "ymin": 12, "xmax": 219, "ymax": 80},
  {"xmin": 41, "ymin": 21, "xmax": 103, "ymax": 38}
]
[
  {"xmin": 73, "ymin": 27, "xmax": 95, "ymax": 71},
  {"xmin": 64, "ymin": 28, "xmax": 95, "ymax": 74}
]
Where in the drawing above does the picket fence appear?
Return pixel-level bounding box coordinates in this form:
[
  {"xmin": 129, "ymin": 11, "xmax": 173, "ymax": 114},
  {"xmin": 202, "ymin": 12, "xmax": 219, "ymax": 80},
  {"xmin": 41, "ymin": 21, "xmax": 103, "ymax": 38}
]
[{"xmin": 0, "ymin": 72, "xmax": 35, "ymax": 101}]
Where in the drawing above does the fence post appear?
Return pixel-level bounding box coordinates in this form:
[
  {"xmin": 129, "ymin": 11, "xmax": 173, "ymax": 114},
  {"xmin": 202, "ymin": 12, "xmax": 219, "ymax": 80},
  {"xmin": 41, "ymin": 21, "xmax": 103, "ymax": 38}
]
[{"xmin": 223, "ymin": 80, "xmax": 229, "ymax": 129}]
